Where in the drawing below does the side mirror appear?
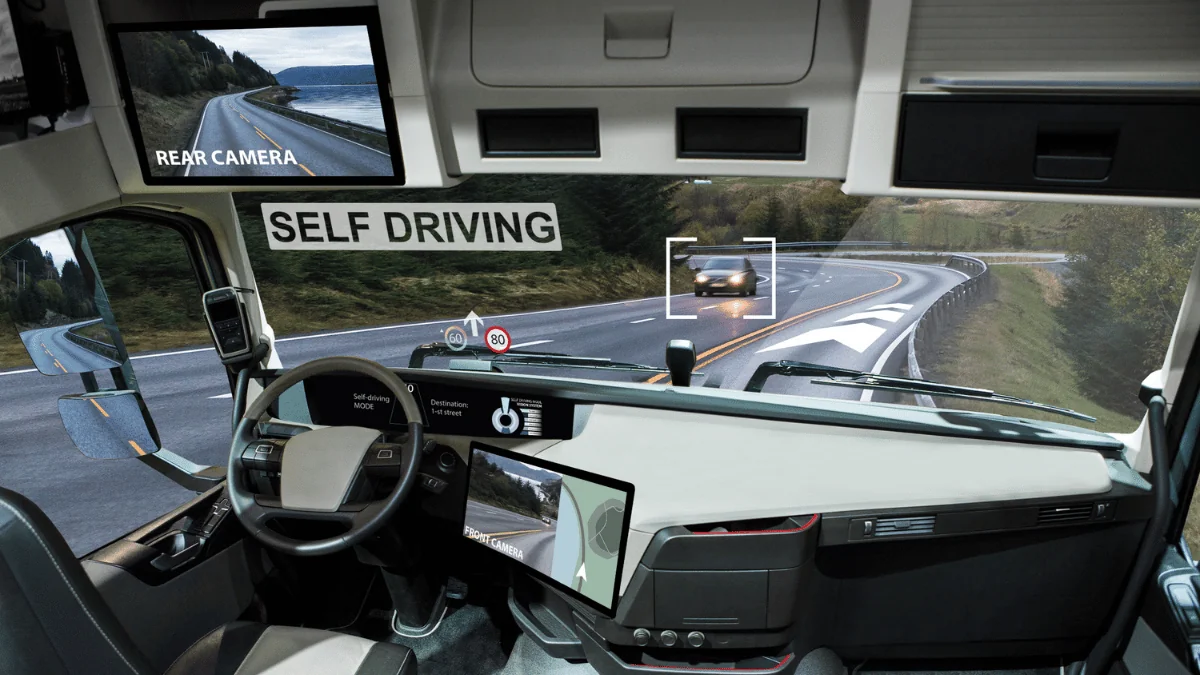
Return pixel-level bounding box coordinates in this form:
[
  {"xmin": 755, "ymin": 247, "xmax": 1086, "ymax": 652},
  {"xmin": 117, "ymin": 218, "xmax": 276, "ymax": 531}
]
[
  {"xmin": 665, "ymin": 339, "xmax": 697, "ymax": 387},
  {"xmin": 58, "ymin": 391, "xmax": 159, "ymax": 459},
  {"xmin": 4, "ymin": 229, "xmax": 129, "ymax": 375}
]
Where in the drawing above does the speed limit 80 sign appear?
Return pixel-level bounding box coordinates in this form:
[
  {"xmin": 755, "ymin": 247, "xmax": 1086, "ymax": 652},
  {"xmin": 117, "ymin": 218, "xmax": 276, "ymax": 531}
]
[{"xmin": 485, "ymin": 326, "xmax": 511, "ymax": 354}]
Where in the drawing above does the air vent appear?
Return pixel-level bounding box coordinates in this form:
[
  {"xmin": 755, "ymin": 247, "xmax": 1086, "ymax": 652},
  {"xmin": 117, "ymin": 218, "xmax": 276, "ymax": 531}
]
[
  {"xmin": 873, "ymin": 515, "xmax": 936, "ymax": 538},
  {"xmin": 1037, "ymin": 504, "xmax": 1093, "ymax": 526}
]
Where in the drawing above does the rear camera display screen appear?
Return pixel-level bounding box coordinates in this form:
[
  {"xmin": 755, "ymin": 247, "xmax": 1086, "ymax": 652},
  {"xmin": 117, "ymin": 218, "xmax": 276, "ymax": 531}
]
[{"xmin": 108, "ymin": 11, "xmax": 404, "ymax": 185}]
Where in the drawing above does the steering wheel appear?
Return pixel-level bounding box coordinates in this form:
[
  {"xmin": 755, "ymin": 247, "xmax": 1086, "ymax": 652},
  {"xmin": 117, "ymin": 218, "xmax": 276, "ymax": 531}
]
[{"xmin": 227, "ymin": 356, "xmax": 424, "ymax": 556}]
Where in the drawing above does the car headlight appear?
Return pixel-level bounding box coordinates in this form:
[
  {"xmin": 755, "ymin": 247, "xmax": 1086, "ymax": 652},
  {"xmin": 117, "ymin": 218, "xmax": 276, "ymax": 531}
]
[
  {"xmin": 729, "ymin": 273, "xmax": 744, "ymax": 285},
  {"xmin": 695, "ymin": 274, "xmax": 709, "ymax": 283}
]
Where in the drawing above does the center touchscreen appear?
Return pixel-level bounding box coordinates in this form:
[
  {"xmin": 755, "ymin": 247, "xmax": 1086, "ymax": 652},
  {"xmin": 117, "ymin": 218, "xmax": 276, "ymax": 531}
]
[{"xmin": 463, "ymin": 444, "xmax": 634, "ymax": 613}]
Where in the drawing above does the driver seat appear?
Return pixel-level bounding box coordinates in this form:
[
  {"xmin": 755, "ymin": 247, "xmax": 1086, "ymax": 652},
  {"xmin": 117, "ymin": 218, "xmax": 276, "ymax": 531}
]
[{"xmin": 0, "ymin": 486, "xmax": 417, "ymax": 675}]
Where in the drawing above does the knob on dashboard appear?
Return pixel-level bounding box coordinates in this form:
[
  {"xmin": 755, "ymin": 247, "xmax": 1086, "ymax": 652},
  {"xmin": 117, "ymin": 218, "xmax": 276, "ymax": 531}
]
[
  {"xmin": 438, "ymin": 451, "xmax": 456, "ymax": 473},
  {"xmin": 632, "ymin": 628, "xmax": 650, "ymax": 646},
  {"xmin": 660, "ymin": 630, "xmax": 678, "ymax": 647}
]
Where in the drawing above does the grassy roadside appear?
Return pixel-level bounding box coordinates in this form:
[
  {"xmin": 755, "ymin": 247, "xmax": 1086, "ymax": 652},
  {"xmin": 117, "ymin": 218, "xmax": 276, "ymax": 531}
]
[
  {"xmin": 0, "ymin": 261, "xmax": 694, "ymax": 369},
  {"xmin": 131, "ymin": 88, "xmax": 213, "ymax": 177},
  {"xmin": 921, "ymin": 265, "xmax": 1139, "ymax": 432}
]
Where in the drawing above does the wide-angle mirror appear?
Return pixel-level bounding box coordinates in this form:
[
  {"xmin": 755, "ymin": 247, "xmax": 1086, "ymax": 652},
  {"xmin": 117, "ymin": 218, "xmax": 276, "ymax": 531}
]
[
  {"xmin": 2, "ymin": 229, "xmax": 129, "ymax": 375},
  {"xmin": 58, "ymin": 390, "xmax": 159, "ymax": 459}
]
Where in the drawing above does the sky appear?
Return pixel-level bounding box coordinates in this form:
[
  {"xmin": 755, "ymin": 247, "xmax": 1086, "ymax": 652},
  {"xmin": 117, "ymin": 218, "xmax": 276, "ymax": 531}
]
[
  {"xmin": 0, "ymin": 3, "xmax": 25, "ymax": 81},
  {"xmin": 196, "ymin": 26, "xmax": 374, "ymax": 74},
  {"xmin": 31, "ymin": 230, "xmax": 78, "ymax": 273}
]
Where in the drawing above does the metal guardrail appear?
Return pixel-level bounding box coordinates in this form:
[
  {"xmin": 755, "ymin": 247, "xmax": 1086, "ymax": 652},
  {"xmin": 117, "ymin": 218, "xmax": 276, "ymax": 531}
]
[
  {"xmin": 906, "ymin": 255, "xmax": 993, "ymax": 408},
  {"xmin": 686, "ymin": 241, "xmax": 910, "ymax": 253},
  {"xmin": 243, "ymin": 95, "xmax": 389, "ymax": 148},
  {"xmin": 64, "ymin": 319, "xmax": 123, "ymax": 363}
]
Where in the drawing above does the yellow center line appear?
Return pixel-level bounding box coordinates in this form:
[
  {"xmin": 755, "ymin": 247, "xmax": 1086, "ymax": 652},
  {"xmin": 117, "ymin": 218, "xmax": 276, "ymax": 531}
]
[
  {"xmin": 128, "ymin": 440, "xmax": 147, "ymax": 456},
  {"xmin": 90, "ymin": 398, "xmax": 109, "ymax": 418},
  {"xmin": 41, "ymin": 342, "xmax": 53, "ymax": 356},
  {"xmin": 53, "ymin": 359, "xmax": 67, "ymax": 374},
  {"xmin": 646, "ymin": 265, "xmax": 904, "ymax": 384},
  {"xmin": 250, "ymin": 123, "xmax": 316, "ymax": 177},
  {"xmin": 253, "ymin": 126, "xmax": 283, "ymax": 150},
  {"xmin": 239, "ymin": 113, "xmax": 249, "ymax": 123}
]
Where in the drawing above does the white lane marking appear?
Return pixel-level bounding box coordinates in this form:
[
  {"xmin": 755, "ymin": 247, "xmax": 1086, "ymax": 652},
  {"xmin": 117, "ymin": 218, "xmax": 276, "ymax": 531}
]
[
  {"xmin": 870, "ymin": 303, "xmax": 914, "ymax": 310},
  {"xmin": 209, "ymin": 393, "xmax": 233, "ymax": 399},
  {"xmin": 788, "ymin": 289, "xmax": 800, "ymax": 293},
  {"xmin": 837, "ymin": 310, "xmax": 905, "ymax": 324},
  {"xmin": 0, "ymin": 368, "xmax": 38, "ymax": 377},
  {"xmin": 757, "ymin": 323, "xmax": 888, "ymax": 355},
  {"xmin": 630, "ymin": 318, "xmax": 656, "ymax": 324},
  {"xmin": 700, "ymin": 304, "xmax": 721, "ymax": 310},
  {"xmin": 184, "ymin": 95, "xmax": 218, "ymax": 178},
  {"xmin": 510, "ymin": 340, "xmax": 554, "ymax": 349},
  {"xmin": 243, "ymin": 92, "xmax": 391, "ymax": 157},
  {"xmin": 860, "ymin": 324, "xmax": 918, "ymax": 402},
  {"xmin": 132, "ymin": 347, "xmax": 215, "ymax": 361}
]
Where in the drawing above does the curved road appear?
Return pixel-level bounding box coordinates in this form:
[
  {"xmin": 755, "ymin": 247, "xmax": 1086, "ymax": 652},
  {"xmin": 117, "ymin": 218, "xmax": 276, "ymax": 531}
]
[
  {"xmin": 19, "ymin": 320, "xmax": 122, "ymax": 375},
  {"xmin": 186, "ymin": 91, "xmax": 393, "ymax": 178},
  {"xmin": 1, "ymin": 256, "xmax": 966, "ymax": 553}
]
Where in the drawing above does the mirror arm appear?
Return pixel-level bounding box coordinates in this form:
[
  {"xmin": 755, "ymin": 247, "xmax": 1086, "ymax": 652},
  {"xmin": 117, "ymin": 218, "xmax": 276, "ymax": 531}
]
[{"xmin": 138, "ymin": 449, "xmax": 226, "ymax": 492}]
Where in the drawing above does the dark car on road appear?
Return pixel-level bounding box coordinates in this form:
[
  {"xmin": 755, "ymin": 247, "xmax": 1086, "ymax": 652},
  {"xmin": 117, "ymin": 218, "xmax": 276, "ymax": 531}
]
[{"xmin": 694, "ymin": 256, "xmax": 758, "ymax": 297}]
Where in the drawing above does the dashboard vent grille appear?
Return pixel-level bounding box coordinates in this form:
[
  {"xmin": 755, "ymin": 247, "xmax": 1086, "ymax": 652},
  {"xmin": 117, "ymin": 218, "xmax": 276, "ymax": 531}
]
[
  {"xmin": 1037, "ymin": 504, "xmax": 1092, "ymax": 526},
  {"xmin": 873, "ymin": 515, "xmax": 936, "ymax": 537}
]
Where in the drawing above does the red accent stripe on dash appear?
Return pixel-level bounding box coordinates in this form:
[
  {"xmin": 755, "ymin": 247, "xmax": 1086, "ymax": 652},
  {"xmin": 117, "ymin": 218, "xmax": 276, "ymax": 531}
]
[
  {"xmin": 629, "ymin": 653, "xmax": 794, "ymax": 673},
  {"xmin": 692, "ymin": 513, "xmax": 819, "ymax": 536}
]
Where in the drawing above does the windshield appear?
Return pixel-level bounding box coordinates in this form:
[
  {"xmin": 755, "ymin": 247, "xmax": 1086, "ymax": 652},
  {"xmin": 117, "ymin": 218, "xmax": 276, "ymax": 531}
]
[
  {"xmin": 232, "ymin": 177, "xmax": 1196, "ymax": 434},
  {"xmin": 702, "ymin": 257, "xmax": 743, "ymax": 270}
]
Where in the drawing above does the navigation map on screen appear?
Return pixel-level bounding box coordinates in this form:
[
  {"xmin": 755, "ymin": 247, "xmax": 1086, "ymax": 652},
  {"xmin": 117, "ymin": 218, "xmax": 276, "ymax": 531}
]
[
  {"xmin": 110, "ymin": 17, "xmax": 401, "ymax": 184},
  {"xmin": 463, "ymin": 445, "xmax": 633, "ymax": 611}
]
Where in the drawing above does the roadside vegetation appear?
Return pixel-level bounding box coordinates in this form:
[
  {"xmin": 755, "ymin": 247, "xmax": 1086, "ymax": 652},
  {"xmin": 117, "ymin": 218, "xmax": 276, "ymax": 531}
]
[{"xmin": 922, "ymin": 265, "xmax": 1139, "ymax": 430}]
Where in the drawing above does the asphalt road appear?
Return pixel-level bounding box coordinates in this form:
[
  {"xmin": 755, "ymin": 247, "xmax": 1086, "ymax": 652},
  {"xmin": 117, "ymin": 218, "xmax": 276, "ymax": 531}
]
[
  {"xmin": 464, "ymin": 499, "xmax": 556, "ymax": 577},
  {"xmin": 186, "ymin": 91, "xmax": 393, "ymax": 178},
  {"xmin": 19, "ymin": 320, "xmax": 122, "ymax": 375},
  {"xmin": 58, "ymin": 394, "xmax": 158, "ymax": 459},
  {"xmin": 0, "ymin": 255, "xmax": 965, "ymax": 554}
]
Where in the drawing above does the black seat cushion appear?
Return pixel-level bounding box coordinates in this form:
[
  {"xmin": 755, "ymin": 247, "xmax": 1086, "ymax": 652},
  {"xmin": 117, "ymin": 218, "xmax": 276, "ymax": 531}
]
[
  {"xmin": 164, "ymin": 622, "xmax": 416, "ymax": 675},
  {"xmin": 0, "ymin": 486, "xmax": 152, "ymax": 675}
]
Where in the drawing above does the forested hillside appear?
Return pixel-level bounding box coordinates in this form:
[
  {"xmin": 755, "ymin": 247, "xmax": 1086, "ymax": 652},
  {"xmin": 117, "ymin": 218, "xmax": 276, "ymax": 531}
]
[
  {"xmin": 275, "ymin": 65, "xmax": 376, "ymax": 86},
  {"xmin": 117, "ymin": 30, "xmax": 277, "ymax": 96}
]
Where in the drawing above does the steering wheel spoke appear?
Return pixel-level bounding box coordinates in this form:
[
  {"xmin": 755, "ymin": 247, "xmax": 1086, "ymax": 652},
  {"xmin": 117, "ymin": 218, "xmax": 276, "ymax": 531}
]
[{"xmin": 227, "ymin": 357, "xmax": 425, "ymax": 556}]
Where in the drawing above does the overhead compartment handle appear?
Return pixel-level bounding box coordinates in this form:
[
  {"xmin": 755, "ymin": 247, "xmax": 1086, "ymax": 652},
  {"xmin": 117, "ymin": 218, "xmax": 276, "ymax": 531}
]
[
  {"xmin": 1033, "ymin": 127, "xmax": 1119, "ymax": 182},
  {"xmin": 604, "ymin": 9, "xmax": 673, "ymax": 59}
]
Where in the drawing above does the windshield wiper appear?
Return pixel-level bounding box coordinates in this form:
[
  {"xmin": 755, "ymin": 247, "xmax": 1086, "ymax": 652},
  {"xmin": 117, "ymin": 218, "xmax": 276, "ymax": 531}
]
[
  {"xmin": 408, "ymin": 343, "xmax": 676, "ymax": 376},
  {"xmin": 744, "ymin": 360, "xmax": 1096, "ymax": 423}
]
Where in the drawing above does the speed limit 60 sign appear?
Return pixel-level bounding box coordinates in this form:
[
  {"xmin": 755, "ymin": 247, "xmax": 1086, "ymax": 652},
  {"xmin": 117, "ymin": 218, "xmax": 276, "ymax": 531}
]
[{"xmin": 485, "ymin": 326, "xmax": 511, "ymax": 354}]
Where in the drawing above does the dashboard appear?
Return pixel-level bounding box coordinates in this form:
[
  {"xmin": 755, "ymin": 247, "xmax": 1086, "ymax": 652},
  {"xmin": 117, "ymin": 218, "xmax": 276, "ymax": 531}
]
[{"xmin": 241, "ymin": 366, "xmax": 1151, "ymax": 670}]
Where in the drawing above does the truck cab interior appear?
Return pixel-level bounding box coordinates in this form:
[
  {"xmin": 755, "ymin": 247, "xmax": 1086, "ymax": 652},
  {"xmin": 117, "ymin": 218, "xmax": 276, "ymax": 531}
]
[{"xmin": 4, "ymin": 2, "xmax": 1200, "ymax": 675}]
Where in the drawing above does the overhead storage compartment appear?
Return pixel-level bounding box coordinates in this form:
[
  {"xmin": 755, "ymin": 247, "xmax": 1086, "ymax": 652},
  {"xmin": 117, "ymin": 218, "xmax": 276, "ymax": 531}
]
[
  {"xmin": 471, "ymin": 0, "xmax": 819, "ymax": 87},
  {"xmin": 894, "ymin": 95, "xmax": 1200, "ymax": 198}
]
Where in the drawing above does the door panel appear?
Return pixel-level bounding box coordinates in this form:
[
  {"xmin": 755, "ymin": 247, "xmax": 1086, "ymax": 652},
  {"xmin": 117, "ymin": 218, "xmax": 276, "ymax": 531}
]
[{"xmin": 82, "ymin": 488, "xmax": 262, "ymax": 673}]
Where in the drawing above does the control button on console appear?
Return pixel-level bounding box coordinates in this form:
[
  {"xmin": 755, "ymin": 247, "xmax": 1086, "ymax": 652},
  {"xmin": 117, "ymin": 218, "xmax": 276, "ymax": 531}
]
[
  {"xmin": 660, "ymin": 630, "xmax": 677, "ymax": 647},
  {"xmin": 687, "ymin": 631, "xmax": 705, "ymax": 647},
  {"xmin": 632, "ymin": 628, "xmax": 650, "ymax": 647}
]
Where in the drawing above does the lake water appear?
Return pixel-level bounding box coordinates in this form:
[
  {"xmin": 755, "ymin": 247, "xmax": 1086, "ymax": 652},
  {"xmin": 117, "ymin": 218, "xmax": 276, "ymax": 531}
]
[{"xmin": 287, "ymin": 84, "xmax": 386, "ymax": 131}]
